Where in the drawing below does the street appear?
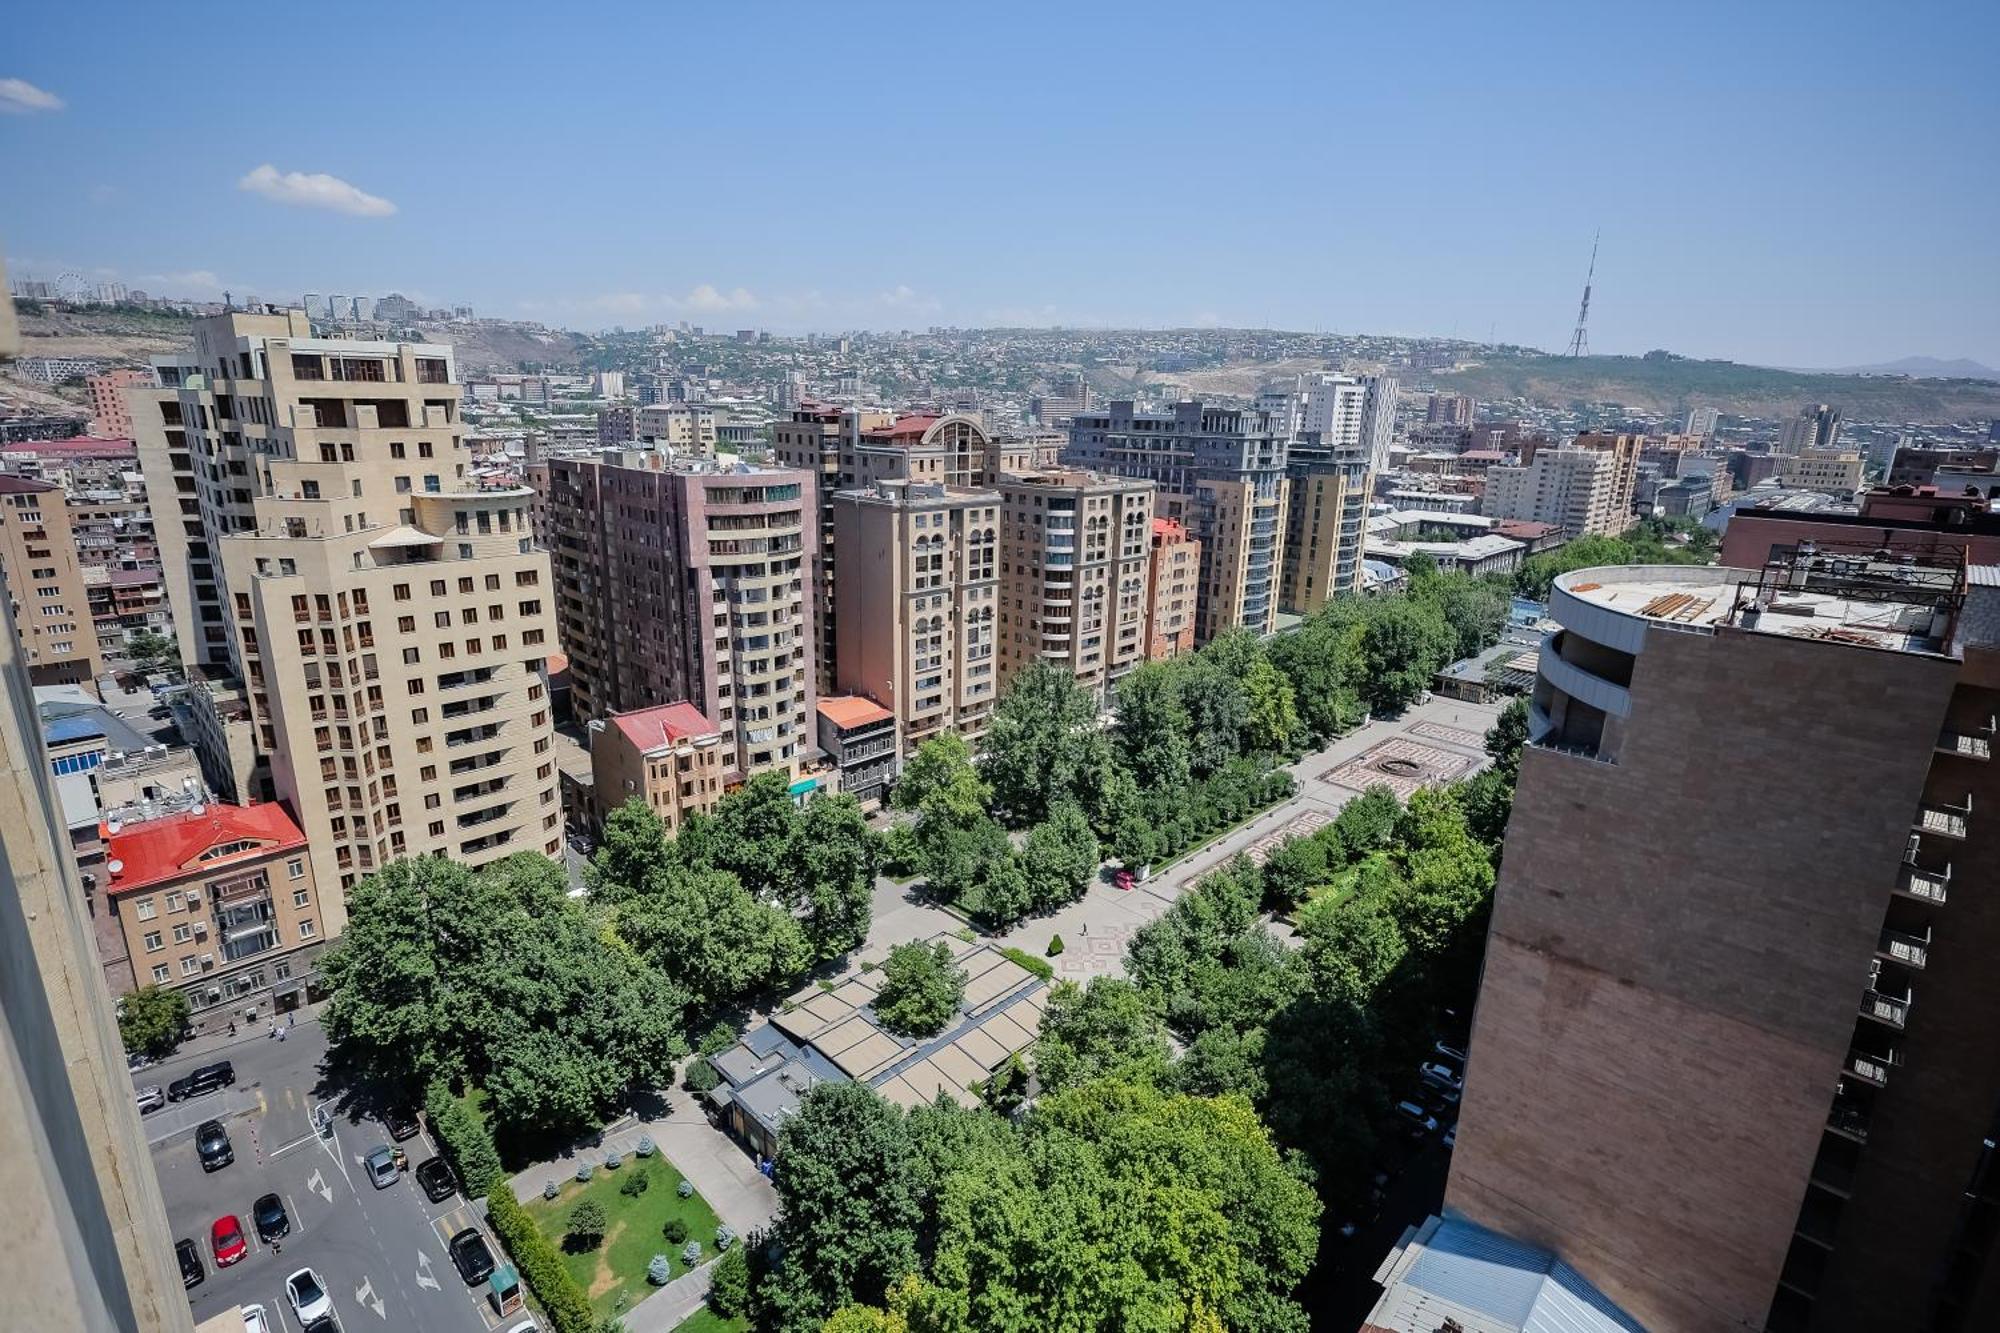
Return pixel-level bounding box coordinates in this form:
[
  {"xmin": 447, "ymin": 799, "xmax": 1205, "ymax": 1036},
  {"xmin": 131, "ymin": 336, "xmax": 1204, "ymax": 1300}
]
[{"xmin": 140, "ymin": 1023, "xmax": 502, "ymax": 1333}]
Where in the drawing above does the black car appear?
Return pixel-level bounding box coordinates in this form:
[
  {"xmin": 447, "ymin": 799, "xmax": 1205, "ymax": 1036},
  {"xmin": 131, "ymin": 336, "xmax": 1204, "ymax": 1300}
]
[
  {"xmin": 196, "ymin": 1119, "xmax": 233, "ymax": 1171},
  {"xmin": 168, "ymin": 1060, "xmax": 235, "ymax": 1102},
  {"xmin": 383, "ymin": 1106, "xmax": 421, "ymax": 1141},
  {"xmin": 448, "ymin": 1227, "xmax": 495, "ymax": 1286},
  {"xmin": 253, "ymin": 1191, "xmax": 290, "ymax": 1241},
  {"xmin": 175, "ymin": 1238, "xmax": 203, "ymax": 1289},
  {"xmin": 415, "ymin": 1156, "xmax": 457, "ymax": 1202}
]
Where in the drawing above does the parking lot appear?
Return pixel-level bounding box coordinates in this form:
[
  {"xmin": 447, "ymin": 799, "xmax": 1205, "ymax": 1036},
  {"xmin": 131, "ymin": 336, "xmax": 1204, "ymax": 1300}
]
[{"xmin": 142, "ymin": 1024, "xmax": 508, "ymax": 1332}]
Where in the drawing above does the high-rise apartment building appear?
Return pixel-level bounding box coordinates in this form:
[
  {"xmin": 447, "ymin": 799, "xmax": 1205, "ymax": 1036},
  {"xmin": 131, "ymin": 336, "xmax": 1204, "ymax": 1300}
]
[
  {"xmin": 830, "ymin": 478, "xmax": 999, "ymax": 754},
  {"xmin": 0, "ymin": 475, "xmax": 105, "ymax": 685},
  {"xmin": 1450, "ymin": 548, "xmax": 2000, "ymax": 1332},
  {"xmin": 87, "ymin": 368, "xmax": 153, "ymax": 439},
  {"xmin": 1144, "ymin": 517, "xmax": 1200, "ymax": 660},
  {"xmin": 636, "ymin": 403, "xmax": 718, "ymax": 456},
  {"xmin": 1428, "ymin": 391, "xmax": 1474, "ymax": 426},
  {"xmin": 1685, "ymin": 404, "xmax": 1722, "ymax": 439},
  {"xmin": 132, "ymin": 309, "xmax": 564, "ymax": 908},
  {"xmin": 994, "ymin": 469, "xmax": 1154, "ymax": 700},
  {"xmin": 1280, "ymin": 437, "xmax": 1372, "ymax": 614},
  {"xmin": 1066, "ymin": 401, "xmax": 1290, "ymax": 642},
  {"xmin": 548, "ymin": 450, "xmax": 817, "ymax": 785},
  {"xmin": 1779, "ymin": 448, "xmax": 1866, "ymax": 495},
  {"xmin": 1485, "ymin": 433, "xmax": 1639, "ymax": 537},
  {"xmin": 598, "ymin": 404, "xmax": 637, "ymax": 447},
  {"xmin": 1780, "ymin": 403, "xmax": 1845, "ymax": 455}
]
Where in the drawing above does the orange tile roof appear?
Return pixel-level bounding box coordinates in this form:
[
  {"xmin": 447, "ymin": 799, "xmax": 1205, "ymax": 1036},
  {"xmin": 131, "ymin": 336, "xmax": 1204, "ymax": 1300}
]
[
  {"xmin": 862, "ymin": 415, "xmax": 939, "ymax": 443},
  {"xmin": 103, "ymin": 802, "xmax": 309, "ymax": 896},
  {"xmin": 817, "ymin": 695, "xmax": 894, "ymax": 730},
  {"xmin": 610, "ymin": 701, "xmax": 719, "ymax": 752}
]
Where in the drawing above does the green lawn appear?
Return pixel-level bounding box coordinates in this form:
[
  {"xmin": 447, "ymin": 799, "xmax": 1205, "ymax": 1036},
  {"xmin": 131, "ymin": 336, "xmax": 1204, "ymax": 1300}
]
[
  {"xmin": 673, "ymin": 1309, "xmax": 749, "ymax": 1333},
  {"xmin": 521, "ymin": 1157, "xmax": 725, "ymax": 1319}
]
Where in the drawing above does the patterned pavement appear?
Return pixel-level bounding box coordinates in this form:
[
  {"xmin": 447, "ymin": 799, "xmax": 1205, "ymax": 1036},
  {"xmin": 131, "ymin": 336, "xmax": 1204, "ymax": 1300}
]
[
  {"xmin": 1407, "ymin": 720, "xmax": 1487, "ymax": 751},
  {"xmin": 1321, "ymin": 737, "xmax": 1479, "ymax": 801}
]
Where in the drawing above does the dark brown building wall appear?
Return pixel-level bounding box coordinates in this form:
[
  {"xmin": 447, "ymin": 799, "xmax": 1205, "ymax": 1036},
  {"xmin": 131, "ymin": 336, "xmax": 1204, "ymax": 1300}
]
[
  {"xmin": 1448, "ymin": 624, "xmax": 1957, "ymax": 1330},
  {"xmin": 1810, "ymin": 657, "xmax": 2000, "ymax": 1331}
]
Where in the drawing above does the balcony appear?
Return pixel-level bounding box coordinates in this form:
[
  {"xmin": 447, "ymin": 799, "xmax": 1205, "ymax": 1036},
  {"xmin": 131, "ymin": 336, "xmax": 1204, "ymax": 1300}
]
[
  {"xmin": 1826, "ymin": 1094, "xmax": 1871, "ymax": 1145},
  {"xmin": 1859, "ymin": 985, "xmax": 1910, "ymax": 1030},
  {"xmin": 1847, "ymin": 1048, "xmax": 1899, "ymax": 1087},
  {"xmin": 1938, "ymin": 724, "xmax": 1995, "ymax": 760},
  {"xmin": 1877, "ymin": 926, "xmax": 1930, "ymax": 969},
  {"xmin": 1896, "ymin": 855, "xmax": 1951, "ymax": 905},
  {"xmin": 1917, "ymin": 802, "xmax": 1970, "ymax": 839}
]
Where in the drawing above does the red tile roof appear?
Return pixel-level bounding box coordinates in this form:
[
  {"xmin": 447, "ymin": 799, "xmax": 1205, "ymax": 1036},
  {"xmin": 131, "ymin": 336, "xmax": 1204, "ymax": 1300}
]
[
  {"xmin": 102, "ymin": 802, "xmax": 309, "ymax": 896},
  {"xmin": 610, "ymin": 701, "xmax": 719, "ymax": 752},
  {"xmin": 0, "ymin": 475, "xmax": 60, "ymax": 495},
  {"xmin": 818, "ymin": 695, "xmax": 894, "ymax": 730},
  {"xmin": 862, "ymin": 415, "xmax": 939, "ymax": 443},
  {"xmin": 1151, "ymin": 517, "xmax": 1189, "ymax": 540},
  {"xmin": 0, "ymin": 436, "xmax": 137, "ymax": 455}
]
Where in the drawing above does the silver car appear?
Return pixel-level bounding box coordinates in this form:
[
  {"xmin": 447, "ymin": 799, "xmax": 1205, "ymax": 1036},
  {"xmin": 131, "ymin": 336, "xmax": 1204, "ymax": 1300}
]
[
  {"xmin": 135, "ymin": 1084, "xmax": 166, "ymax": 1115},
  {"xmin": 364, "ymin": 1144, "xmax": 399, "ymax": 1188}
]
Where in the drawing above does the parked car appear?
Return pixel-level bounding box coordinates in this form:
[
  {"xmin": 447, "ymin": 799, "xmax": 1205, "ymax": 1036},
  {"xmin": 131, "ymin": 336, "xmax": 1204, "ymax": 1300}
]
[
  {"xmin": 169, "ymin": 1060, "xmax": 235, "ymax": 1102},
  {"xmin": 1433, "ymin": 1040, "xmax": 1468, "ymax": 1069},
  {"xmin": 241, "ymin": 1304, "xmax": 272, "ymax": 1333},
  {"xmin": 286, "ymin": 1267, "xmax": 333, "ymax": 1324},
  {"xmin": 1112, "ymin": 868, "xmax": 1136, "ymax": 891},
  {"xmin": 1442, "ymin": 1122, "xmax": 1458, "ymax": 1150},
  {"xmin": 416, "ymin": 1156, "xmax": 457, "ymax": 1202},
  {"xmin": 211, "ymin": 1214, "xmax": 247, "ymax": 1267},
  {"xmin": 364, "ymin": 1144, "xmax": 400, "ymax": 1188},
  {"xmin": 196, "ymin": 1119, "xmax": 234, "ymax": 1171},
  {"xmin": 135, "ymin": 1084, "xmax": 165, "ymax": 1115},
  {"xmin": 1419, "ymin": 1060, "xmax": 1464, "ymax": 1092},
  {"xmin": 253, "ymin": 1192, "xmax": 290, "ymax": 1242},
  {"xmin": 383, "ymin": 1106, "xmax": 420, "ymax": 1141},
  {"xmin": 1393, "ymin": 1100, "xmax": 1439, "ymax": 1138},
  {"xmin": 449, "ymin": 1227, "xmax": 495, "ymax": 1286},
  {"xmin": 175, "ymin": 1238, "xmax": 204, "ymax": 1289}
]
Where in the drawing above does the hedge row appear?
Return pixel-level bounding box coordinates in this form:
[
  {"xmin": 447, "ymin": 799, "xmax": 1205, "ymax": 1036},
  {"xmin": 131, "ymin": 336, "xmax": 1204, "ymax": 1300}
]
[
  {"xmin": 998, "ymin": 946, "xmax": 1054, "ymax": 981},
  {"xmin": 487, "ymin": 1183, "xmax": 596, "ymax": 1333},
  {"xmin": 424, "ymin": 1081, "xmax": 502, "ymax": 1197}
]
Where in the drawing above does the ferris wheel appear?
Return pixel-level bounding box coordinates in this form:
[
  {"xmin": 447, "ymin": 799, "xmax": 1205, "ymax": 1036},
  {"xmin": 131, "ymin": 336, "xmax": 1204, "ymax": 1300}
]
[{"xmin": 55, "ymin": 271, "xmax": 90, "ymax": 302}]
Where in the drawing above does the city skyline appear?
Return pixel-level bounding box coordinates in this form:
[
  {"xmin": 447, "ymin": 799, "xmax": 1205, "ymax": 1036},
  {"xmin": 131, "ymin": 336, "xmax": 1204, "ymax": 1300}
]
[{"xmin": 3, "ymin": 1, "xmax": 1996, "ymax": 368}]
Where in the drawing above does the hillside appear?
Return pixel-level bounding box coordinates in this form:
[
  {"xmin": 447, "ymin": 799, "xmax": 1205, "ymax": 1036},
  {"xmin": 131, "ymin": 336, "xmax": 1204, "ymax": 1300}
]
[{"xmin": 1431, "ymin": 354, "xmax": 2000, "ymax": 424}]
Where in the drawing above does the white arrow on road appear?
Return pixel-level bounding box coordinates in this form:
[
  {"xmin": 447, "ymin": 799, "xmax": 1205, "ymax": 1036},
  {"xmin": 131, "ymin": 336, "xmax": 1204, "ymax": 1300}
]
[
  {"xmin": 355, "ymin": 1276, "xmax": 386, "ymax": 1319},
  {"xmin": 306, "ymin": 1168, "xmax": 333, "ymax": 1204},
  {"xmin": 414, "ymin": 1251, "xmax": 439, "ymax": 1292}
]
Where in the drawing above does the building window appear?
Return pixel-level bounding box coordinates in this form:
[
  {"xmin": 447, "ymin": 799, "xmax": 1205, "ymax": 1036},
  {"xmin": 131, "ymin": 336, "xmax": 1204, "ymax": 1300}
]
[
  {"xmin": 134, "ymin": 897, "xmax": 157, "ymax": 920},
  {"xmin": 287, "ymin": 857, "xmax": 304, "ymax": 879},
  {"xmin": 299, "ymin": 920, "xmax": 316, "ymax": 940},
  {"xmin": 292, "ymin": 888, "xmax": 310, "ymax": 909},
  {"xmin": 143, "ymin": 931, "xmax": 163, "ymax": 952},
  {"xmin": 151, "ymin": 964, "xmax": 170, "ymax": 984},
  {"xmin": 173, "ymin": 923, "xmax": 193, "ymax": 943}
]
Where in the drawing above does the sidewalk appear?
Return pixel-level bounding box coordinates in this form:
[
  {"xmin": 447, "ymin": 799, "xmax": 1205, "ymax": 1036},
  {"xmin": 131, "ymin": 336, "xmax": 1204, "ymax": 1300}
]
[{"xmin": 139, "ymin": 1001, "xmax": 329, "ymax": 1076}]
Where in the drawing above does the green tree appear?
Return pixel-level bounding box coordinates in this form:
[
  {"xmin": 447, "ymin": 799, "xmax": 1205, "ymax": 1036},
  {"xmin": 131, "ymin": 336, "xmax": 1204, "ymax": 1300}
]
[
  {"xmin": 1177, "ymin": 657, "xmax": 1248, "ymax": 776},
  {"xmin": 1032, "ymin": 978, "xmax": 1172, "ymax": 1094},
  {"xmin": 706, "ymin": 1244, "xmax": 750, "ymax": 1318},
  {"xmin": 117, "ymin": 985, "xmax": 190, "ymax": 1057},
  {"xmin": 756, "ymin": 1084, "xmax": 923, "ymax": 1333},
  {"xmin": 873, "ymin": 940, "xmax": 966, "ymax": 1037},
  {"xmin": 1485, "ymin": 695, "xmax": 1531, "ymax": 782},
  {"xmin": 682, "ymin": 771, "xmax": 806, "ymax": 903},
  {"xmin": 980, "ymin": 662, "xmax": 1103, "ymax": 826},
  {"xmin": 1018, "ymin": 801, "xmax": 1100, "ymax": 916},
  {"xmin": 567, "ymin": 1197, "xmax": 608, "ymax": 1249},
  {"xmin": 616, "ymin": 862, "xmax": 811, "ymax": 1012},
  {"xmin": 1359, "ymin": 597, "xmax": 1456, "ymax": 713},
  {"xmin": 916, "ymin": 809, "xmax": 1013, "ymax": 909},
  {"xmin": 794, "ymin": 795, "xmax": 878, "ymax": 960},
  {"xmin": 1241, "ymin": 655, "xmax": 1301, "ymax": 753},
  {"xmin": 1268, "ymin": 609, "xmax": 1367, "ymax": 740},
  {"xmin": 1113, "ymin": 661, "xmax": 1193, "ymax": 791},
  {"xmin": 1331, "ymin": 784, "xmax": 1401, "ymax": 856},
  {"xmin": 125, "ymin": 629, "xmax": 180, "ymax": 674},
  {"xmin": 1260, "ymin": 832, "xmax": 1335, "ymax": 910},
  {"xmin": 891, "ymin": 733, "xmax": 987, "ymax": 823},
  {"xmin": 585, "ymin": 799, "xmax": 674, "ymax": 904}
]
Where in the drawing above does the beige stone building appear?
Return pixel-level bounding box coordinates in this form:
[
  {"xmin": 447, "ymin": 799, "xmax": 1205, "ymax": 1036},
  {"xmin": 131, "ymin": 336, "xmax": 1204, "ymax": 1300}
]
[
  {"xmin": 1280, "ymin": 440, "xmax": 1372, "ymax": 614},
  {"xmin": 0, "ymin": 475, "xmax": 104, "ymax": 684},
  {"xmin": 587, "ymin": 700, "xmax": 725, "ymax": 833},
  {"xmin": 548, "ymin": 450, "xmax": 818, "ymax": 787},
  {"xmin": 1779, "ymin": 448, "xmax": 1866, "ymax": 495},
  {"xmin": 995, "ymin": 468, "xmax": 1154, "ymax": 700},
  {"xmin": 133, "ymin": 310, "xmax": 563, "ymax": 910},
  {"xmin": 1145, "ymin": 517, "xmax": 1200, "ymax": 660},
  {"xmin": 102, "ymin": 801, "xmax": 325, "ymax": 1032},
  {"xmin": 1483, "ymin": 443, "xmax": 1633, "ymax": 538},
  {"xmin": 636, "ymin": 403, "xmax": 718, "ymax": 456},
  {"xmin": 831, "ymin": 478, "xmax": 1000, "ymax": 755},
  {"xmin": 87, "ymin": 368, "xmax": 153, "ymax": 439}
]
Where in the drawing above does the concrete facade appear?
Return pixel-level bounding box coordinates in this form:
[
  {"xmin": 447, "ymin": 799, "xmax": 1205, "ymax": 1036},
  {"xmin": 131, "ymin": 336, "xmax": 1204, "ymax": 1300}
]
[
  {"xmin": 1144, "ymin": 517, "xmax": 1200, "ymax": 661},
  {"xmin": 0, "ymin": 475, "xmax": 104, "ymax": 684},
  {"xmin": 1281, "ymin": 439, "xmax": 1372, "ymax": 613},
  {"xmin": 587, "ymin": 701, "xmax": 725, "ymax": 834},
  {"xmin": 89, "ymin": 368, "xmax": 153, "ymax": 439}
]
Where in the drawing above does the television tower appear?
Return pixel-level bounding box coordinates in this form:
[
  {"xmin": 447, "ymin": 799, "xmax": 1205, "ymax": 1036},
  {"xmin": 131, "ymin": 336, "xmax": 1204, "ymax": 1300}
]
[{"xmin": 1565, "ymin": 231, "xmax": 1598, "ymax": 358}]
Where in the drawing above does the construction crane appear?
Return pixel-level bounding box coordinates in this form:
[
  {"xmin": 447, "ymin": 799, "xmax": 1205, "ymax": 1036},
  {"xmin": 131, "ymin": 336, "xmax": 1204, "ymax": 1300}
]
[{"xmin": 1564, "ymin": 231, "xmax": 1598, "ymax": 358}]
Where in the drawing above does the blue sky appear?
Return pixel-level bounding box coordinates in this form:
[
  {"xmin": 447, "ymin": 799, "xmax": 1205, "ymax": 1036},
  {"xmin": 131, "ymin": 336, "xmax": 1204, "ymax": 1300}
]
[{"xmin": 3, "ymin": 0, "xmax": 1996, "ymax": 367}]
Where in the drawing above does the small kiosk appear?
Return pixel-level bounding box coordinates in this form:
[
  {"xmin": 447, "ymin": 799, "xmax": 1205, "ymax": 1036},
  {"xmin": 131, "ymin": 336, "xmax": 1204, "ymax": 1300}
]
[{"xmin": 489, "ymin": 1261, "xmax": 523, "ymax": 1317}]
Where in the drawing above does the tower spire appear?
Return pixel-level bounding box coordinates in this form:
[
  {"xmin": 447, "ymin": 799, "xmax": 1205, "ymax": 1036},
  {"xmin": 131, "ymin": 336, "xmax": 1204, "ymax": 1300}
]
[{"xmin": 1564, "ymin": 231, "xmax": 1598, "ymax": 358}]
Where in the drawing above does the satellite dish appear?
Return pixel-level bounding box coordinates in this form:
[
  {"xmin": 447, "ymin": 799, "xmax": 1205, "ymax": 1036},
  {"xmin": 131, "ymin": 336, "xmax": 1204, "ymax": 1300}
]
[
  {"xmin": 105, "ymin": 819, "xmax": 123, "ymax": 834},
  {"xmin": 107, "ymin": 859, "xmax": 124, "ymax": 876},
  {"xmin": 189, "ymin": 803, "xmax": 206, "ymax": 817}
]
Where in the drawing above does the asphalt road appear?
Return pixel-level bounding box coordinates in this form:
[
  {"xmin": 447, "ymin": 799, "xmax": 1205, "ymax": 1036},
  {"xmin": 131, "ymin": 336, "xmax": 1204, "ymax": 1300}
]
[{"xmin": 141, "ymin": 1025, "xmax": 506, "ymax": 1333}]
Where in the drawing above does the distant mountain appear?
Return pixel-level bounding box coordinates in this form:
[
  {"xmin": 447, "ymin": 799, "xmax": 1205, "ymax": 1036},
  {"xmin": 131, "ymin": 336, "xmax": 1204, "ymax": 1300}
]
[{"xmin": 1833, "ymin": 356, "xmax": 2000, "ymax": 381}]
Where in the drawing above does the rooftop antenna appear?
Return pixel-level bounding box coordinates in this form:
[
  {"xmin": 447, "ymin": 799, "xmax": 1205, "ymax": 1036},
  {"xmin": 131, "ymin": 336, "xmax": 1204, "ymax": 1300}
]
[{"xmin": 1565, "ymin": 231, "xmax": 1598, "ymax": 358}]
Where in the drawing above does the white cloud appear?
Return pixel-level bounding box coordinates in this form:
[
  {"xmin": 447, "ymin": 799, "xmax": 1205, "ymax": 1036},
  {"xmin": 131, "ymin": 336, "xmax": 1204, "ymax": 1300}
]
[
  {"xmin": 135, "ymin": 270, "xmax": 226, "ymax": 296},
  {"xmin": 0, "ymin": 78, "xmax": 64, "ymax": 114},
  {"xmin": 675, "ymin": 284, "xmax": 759, "ymax": 314},
  {"xmin": 237, "ymin": 164, "xmax": 397, "ymax": 218},
  {"xmin": 874, "ymin": 283, "xmax": 942, "ymax": 315}
]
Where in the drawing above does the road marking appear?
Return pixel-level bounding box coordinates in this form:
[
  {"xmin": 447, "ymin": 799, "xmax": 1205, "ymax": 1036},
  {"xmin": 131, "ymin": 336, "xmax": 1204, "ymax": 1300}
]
[
  {"xmin": 270, "ymin": 1132, "xmax": 319, "ymax": 1158},
  {"xmin": 285, "ymin": 1086, "xmax": 297, "ymax": 1109},
  {"xmin": 414, "ymin": 1250, "xmax": 439, "ymax": 1291},
  {"xmin": 255, "ymin": 1088, "xmax": 268, "ymax": 1118},
  {"xmin": 306, "ymin": 1168, "xmax": 334, "ymax": 1204},
  {"xmin": 355, "ymin": 1276, "xmax": 387, "ymax": 1319}
]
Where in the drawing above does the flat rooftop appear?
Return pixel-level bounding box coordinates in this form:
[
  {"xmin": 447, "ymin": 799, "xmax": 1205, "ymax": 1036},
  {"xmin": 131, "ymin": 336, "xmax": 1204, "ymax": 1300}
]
[{"xmin": 1555, "ymin": 560, "xmax": 1961, "ymax": 657}]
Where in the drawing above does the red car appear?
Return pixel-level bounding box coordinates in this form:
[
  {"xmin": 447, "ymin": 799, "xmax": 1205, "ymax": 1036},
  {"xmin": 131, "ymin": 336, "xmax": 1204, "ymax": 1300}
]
[
  {"xmin": 1113, "ymin": 868, "xmax": 1136, "ymax": 891},
  {"xmin": 210, "ymin": 1214, "xmax": 247, "ymax": 1267}
]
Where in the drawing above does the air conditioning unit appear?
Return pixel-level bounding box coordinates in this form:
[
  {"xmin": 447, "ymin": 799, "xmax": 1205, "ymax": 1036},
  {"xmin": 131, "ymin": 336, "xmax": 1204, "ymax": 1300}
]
[
  {"xmin": 193, "ymin": 922, "xmax": 207, "ymax": 937},
  {"xmin": 199, "ymin": 953, "xmax": 214, "ymax": 968}
]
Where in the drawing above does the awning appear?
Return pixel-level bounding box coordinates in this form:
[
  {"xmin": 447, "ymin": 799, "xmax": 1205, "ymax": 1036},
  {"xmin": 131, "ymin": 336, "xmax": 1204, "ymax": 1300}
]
[
  {"xmin": 367, "ymin": 525, "xmax": 443, "ymax": 549},
  {"xmin": 788, "ymin": 777, "xmax": 818, "ymax": 796},
  {"xmin": 704, "ymin": 1086, "xmax": 735, "ymax": 1110}
]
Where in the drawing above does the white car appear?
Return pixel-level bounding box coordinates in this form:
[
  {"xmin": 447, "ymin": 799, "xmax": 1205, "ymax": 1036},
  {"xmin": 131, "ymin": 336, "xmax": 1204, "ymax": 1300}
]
[
  {"xmin": 286, "ymin": 1266, "xmax": 333, "ymax": 1323},
  {"xmin": 241, "ymin": 1305, "xmax": 271, "ymax": 1333},
  {"xmin": 503, "ymin": 1322, "xmax": 540, "ymax": 1333},
  {"xmin": 1419, "ymin": 1061, "xmax": 1463, "ymax": 1092}
]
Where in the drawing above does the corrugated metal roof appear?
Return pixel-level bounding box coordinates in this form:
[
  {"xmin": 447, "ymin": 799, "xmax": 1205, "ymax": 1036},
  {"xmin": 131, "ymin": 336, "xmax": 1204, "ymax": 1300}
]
[
  {"xmin": 1967, "ymin": 564, "xmax": 2000, "ymax": 587},
  {"xmin": 1388, "ymin": 1216, "xmax": 1645, "ymax": 1333}
]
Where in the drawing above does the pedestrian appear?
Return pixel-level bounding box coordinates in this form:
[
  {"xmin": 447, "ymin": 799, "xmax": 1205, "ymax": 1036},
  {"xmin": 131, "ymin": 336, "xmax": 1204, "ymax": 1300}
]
[
  {"xmin": 277, "ymin": 1024, "xmax": 287, "ymax": 1042},
  {"xmin": 272, "ymin": 1241, "xmax": 281, "ymax": 1256},
  {"xmin": 228, "ymin": 1021, "xmax": 237, "ymax": 1037}
]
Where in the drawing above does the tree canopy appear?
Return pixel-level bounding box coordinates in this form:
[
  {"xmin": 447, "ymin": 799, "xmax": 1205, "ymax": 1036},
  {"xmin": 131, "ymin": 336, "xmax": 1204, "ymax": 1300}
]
[
  {"xmin": 118, "ymin": 984, "xmax": 189, "ymax": 1057},
  {"xmin": 874, "ymin": 940, "xmax": 968, "ymax": 1037}
]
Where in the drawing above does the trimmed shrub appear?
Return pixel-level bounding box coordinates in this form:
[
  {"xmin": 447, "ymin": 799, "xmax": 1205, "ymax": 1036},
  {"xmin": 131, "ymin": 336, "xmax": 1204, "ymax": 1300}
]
[
  {"xmin": 488, "ymin": 1184, "xmax": 595, "ymax": 1333},
  {"xmin": 706, "ymin": 1245, "xmax": 749, "ymax": 1318},
  {"xmin": 681, "ymin": 1240, "xmax": 701, "ymax": 1266},
  {"xmin": 1047, "ymin": 934, "xmax": 1066, "ymax": 957},
  {"xmin": 543, "ymin": 1180, "xmax": 559, "ymax": 1201},
  {"xmin": 682, "ymin": 1058, "xmax": 721, "ymax": 1094},
  {"xmin": 714, "ymin": 1225, "xmax": 736, "ymax": 1250},
  {"xmin": 697, "ymin": 1020, "xmax": 737, "ymax": 1057},
  {"xmin": 662, "ymin": 1217, "xmax": 688, "ymax": 1245},
  {"xmin": 605, "ymin": 1151, "xmax": 622, "ymax": 1170},
  {"xmin": 676, "ymin": 1178, "xmax": 694, "ymax": 1199},
  {"xmin": 575, "ymin": 1163, "xmax": 594, "ymax": 1183},
  {"xmin": 647, "ymin": 1254, "xmax": 672, "ymax": 1285},
  {"xmin": 424, "ymin": 1081, "xmax": 503, "ymax": 1198},
  {"xmin": 568, "ymin": 1198, "xmax": 608, "ymax": 1249},
  {"xmin": 619, "ymin": 1171, "xmax": 648, "ymax": 1198},
  {"xmin": 1000, "ymin": 945, "xmax": 1054, "ymax": 980},
  {"xmin": 634, "ymin": 1134, "xmax": 656, "ymax": 1157}
]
